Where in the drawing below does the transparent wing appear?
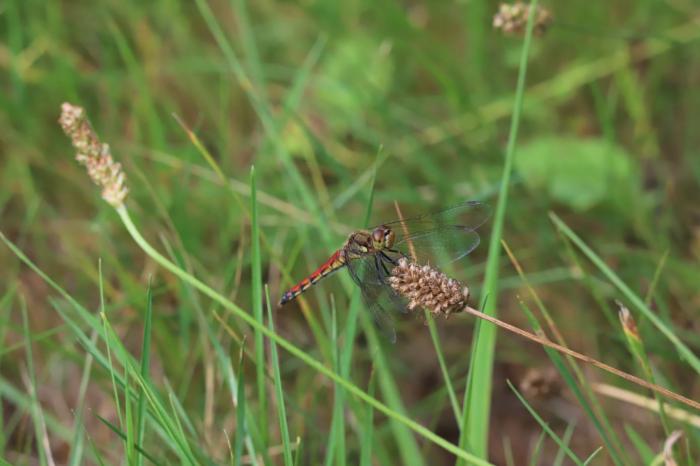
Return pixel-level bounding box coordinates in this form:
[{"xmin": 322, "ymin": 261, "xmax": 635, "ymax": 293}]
[
  {"xmin": 379, "ymin": 201, "xmax": 490, "ymax": 264},
  {"xmin": 395, "ymin": 227, "xmax": 481, "ymax": 265},
  {"xmin": 380, "ymin": 201, "xmax": 491, "ymax": 233},
  {"xmin": 346, "ymin": 254, "xmax": 409, "ymax": 343}
]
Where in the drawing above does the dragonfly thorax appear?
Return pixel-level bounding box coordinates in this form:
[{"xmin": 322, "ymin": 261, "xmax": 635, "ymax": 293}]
[{"xmin": 345, "ymin": 226, "xmax": 396, "ymax": 259}]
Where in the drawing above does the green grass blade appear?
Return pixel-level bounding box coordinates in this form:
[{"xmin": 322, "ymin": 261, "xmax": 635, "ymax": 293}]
[
  {"xmin": 528, "ymin": 430, "xmax": 547, "ymax": 466},
  {"xmin": 67, "ymin": 331, "xmax": 97, "ymax": 466},
  {"xmin": 339, "ymin": 153, "xmax": 380, "ymax": 378},
  {"xmin": 136, "ymin": 281, "xmax": 154, "ymax": 466},
  {"xmin": 234, "ymin": 349, "xmax": 247, "ymax": 466},
  {"xmin": 124, "ymin": 316, "xmax": 134, "ymax": 462},
  {"xmin": 624, "ymin": 424, "xmax": 654, "ymax": 464},
  {"xmin": 128, "ymin": 367, "xmax": 198, "ymax": 464},
  {"xmin": 250, "ymin": 166, "xmax": 268, "ymax": 450},
  {"xmin": 166, "ymin": 391, "xmax": 197, "ymax": 465},
  {"xmin": 360, "ymin": 316, "xmax": 426, "ymax": 466},
  {"xmin": 94, "ymin": 414, "xmax": 164, "ymax": 466},
  {"xmin": 266, "ymin": 286, "xmax": 294, "ymax": 466},
  {"xmin": 21, "ymin": 298, "xmax": 49, "ymax": 466},
  {"xmin": 507, "ymin": 381, "xmax": 584, "ymax": 466},
  {"xmin": 231, "ymin": 0, "xmax": 267, "ymax": 103},
  {"xmin": 552, "ymin": 422, "xmax": 578, "ymax": 466},
  {"xmin": 49, "ymin": 299, "xmax": 125, "ymax": 387},
  {"xmin": 85, "ymin": 437, "xmax": 108, "ymax": 466},
  {"xmin": 325, "ymin": 299, "xmax": 346, "ymax": 466},
  {"xmin": 207, "ymin": 317, "xmax": 260, "ymax": 464},
  {"xmin": 426, "ymin": 315, "xmax": 461, "ymax": 423},
  {"xmin": 644, "ymin": 249, "xmax": 669, "ymax": 306},
  {"xmin": 360, "ymin": 369, "xmax": 376, "ymax": 466},
  {"xmin": 460, "ymin": 0, "xmax": 540, "ymax": 458},
  {"xmin": 99, "ymin": 265, "xmax": 127, "ymax": 458}
]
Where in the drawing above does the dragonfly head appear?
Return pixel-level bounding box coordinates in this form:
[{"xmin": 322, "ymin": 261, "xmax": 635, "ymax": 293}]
[{"xmin": 371, "ymin": 226, "xmax": 395, "ymax": 250}]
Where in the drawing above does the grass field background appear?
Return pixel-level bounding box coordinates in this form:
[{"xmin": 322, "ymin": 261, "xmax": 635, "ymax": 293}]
[{"xmin": 2, "ymin": 1, "xmax": 700, "ymax": 464}]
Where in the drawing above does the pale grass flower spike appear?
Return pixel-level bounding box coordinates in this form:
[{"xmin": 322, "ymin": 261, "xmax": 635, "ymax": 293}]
[
  {"xmin": 493, "ymin": 2, "xmax": 553, "ymax": 37},
  {"xmin": 58, "ymin": 102, "xmax": 128, "ymax": 208},
  {"xmin": 389, "ymin": 257, "xmax": 469, "ymax": 318}
]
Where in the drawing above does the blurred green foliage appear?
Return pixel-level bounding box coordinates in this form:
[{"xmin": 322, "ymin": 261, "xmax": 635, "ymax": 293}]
[
  {"xmin": 316, "ymin": 36, "xmax": 394, "ymax": 131},
  {"xmin": 516, "ymin": 137, "xmax": 639, "ymax": 211},
  {"xmin": 1, "ymin": 0, "xmax": 700, "ymax": 464}
]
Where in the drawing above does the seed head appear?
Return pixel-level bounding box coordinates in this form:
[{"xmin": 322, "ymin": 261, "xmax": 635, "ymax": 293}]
[
  {"xmin": 388, "ymin": 258, "xmax": 468, "ymax": 318},
  {"xmin": 493, "ymin": 2, "xmax": 553, "ymax": 37},
  {"xmin": 59, "ymin": 102, "xmax": 128, "ymax": 207},
  {"xmin": 616, "ymin": 300, "xmax": 640, "ymax": 341}
]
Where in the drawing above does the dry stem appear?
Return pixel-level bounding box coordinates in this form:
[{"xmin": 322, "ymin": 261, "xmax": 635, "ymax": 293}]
[{"xmin": 461, "ymin": 304, "xmax": 700, "ymax": 412}]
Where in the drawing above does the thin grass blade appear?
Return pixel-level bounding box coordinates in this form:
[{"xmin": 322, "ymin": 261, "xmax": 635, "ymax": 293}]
[
  {"xmin": 266, "ymin": 287, "xmax": 294, "ymax": 466},
  {"xmin": 250, "ymin": 166, "xmax": 268, "ymax": 450},
  {"xmin": 507, "ymin": 381, "xmax": 584, "ymax": 466},
  {"xmin": 136, "ymin": 280, "xmax": 154, "ymax": 466},
  {"xmin": 460, "ymin": 0, "xmax": 540, "ymax": 458}
]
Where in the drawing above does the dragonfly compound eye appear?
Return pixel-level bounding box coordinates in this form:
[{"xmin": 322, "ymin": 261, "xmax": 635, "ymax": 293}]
[
  {"xmin": 384, "ymin": 229, "xmax": 396, "ymax": 248},
  {"xmin": 371, "ymin": 227, "xmax": 385, "ymax": 246}
]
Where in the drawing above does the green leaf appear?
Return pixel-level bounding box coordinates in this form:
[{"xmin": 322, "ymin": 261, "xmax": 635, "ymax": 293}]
[{"xmin": 515, "ymin": 137, "xmax": 638, "ymax": 211}]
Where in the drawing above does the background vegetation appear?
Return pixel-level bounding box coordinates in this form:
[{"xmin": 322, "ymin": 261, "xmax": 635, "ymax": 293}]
[{"xmin": 1, "ymin": 0, "xmax": 700, "ymax": 464}]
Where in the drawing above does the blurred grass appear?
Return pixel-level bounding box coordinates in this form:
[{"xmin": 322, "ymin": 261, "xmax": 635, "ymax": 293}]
[{"xmin": 3, "ymin": 0, "xmax": 700, "ymax": 464}]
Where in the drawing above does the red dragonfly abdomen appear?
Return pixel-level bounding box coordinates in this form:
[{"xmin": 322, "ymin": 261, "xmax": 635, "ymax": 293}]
[{"xmin": 279, "ymin": 250, "xmax": 346, "ymax": 305}]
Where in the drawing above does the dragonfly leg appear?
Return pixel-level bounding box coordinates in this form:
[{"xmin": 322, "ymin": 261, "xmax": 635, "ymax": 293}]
[
  {"xmin": 386, "ymin": 248, "xmax": 411, "ymax": 263},
  {"xmin": 376, "ymin": 254, "xmax": 392, "ymax": 278},
  {"xmin": 380, "ymin": 250, "xmax": 400, "ymax": 266}
]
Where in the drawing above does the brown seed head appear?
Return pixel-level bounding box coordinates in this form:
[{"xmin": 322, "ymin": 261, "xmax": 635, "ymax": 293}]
[
  {"xmin": 616, "ymin": 300, "xmax": 640, "ymax": 341},
  {"xmin": 59, "ymin": 102, "xmax": 128, "ymax": 207},
  {"xmin": 493, "ymin": 2, "xmax": 553, "ymax": 37},
  {"xmin": 388, "ymin": 257, "xmax": 469, "ymax": 318}
]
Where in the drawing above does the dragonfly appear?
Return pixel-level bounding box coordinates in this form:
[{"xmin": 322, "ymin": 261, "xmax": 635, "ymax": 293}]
[{"xmin": 279, "ymin": 201, "xmax": 491, "ymax": 341}]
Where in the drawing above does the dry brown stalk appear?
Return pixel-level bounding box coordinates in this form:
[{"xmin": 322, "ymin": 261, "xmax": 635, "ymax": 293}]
[{"xmin": 460, "ymin": 304, "xmax": 700, "ymax": 412}]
